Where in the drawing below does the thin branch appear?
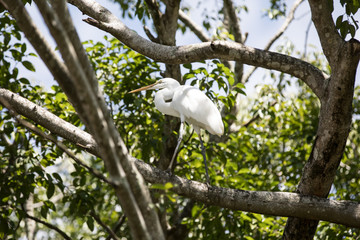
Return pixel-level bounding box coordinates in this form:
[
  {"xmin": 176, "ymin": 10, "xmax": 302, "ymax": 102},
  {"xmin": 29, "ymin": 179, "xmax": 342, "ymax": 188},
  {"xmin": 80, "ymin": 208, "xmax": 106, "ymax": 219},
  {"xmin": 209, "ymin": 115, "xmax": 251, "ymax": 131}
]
[
  {"xmin": 241, "ymin": 101, "xmax": 278, "ymax": 128},
  {"xmin": 144, "ymin": 0, "xmax": 163, "ymax": 29},
  {"xmin": 265, "ymin": 0, "xmax": 304, "ymax": 51},
  {"xmin": 242, "ymin": 0, "xmax": 305, "ymax": 83},
  {"xmin": 90, "ymin": 211, "xmax": 120, "ymax": 240},
  {"xmin": 178, "ymin": 9, "xmax": 210, "ymax": 42},
  {"xmin": 25, "ymin": 213, "xmax": 71, "ymax": 240},
  {"xmin": 223, "ymin": 0, "xmax": 244, "ymax": 87},
  {"xmin": 105, "ymin": 215, "xmax": 126, "ymax": 240},
  {"xmin": 143, "ymin": 25, "xmax": 159, "ymax": 43},
  {"xmin": 303, "ymin": 18, "xmax": 313, "ymax": 58}
]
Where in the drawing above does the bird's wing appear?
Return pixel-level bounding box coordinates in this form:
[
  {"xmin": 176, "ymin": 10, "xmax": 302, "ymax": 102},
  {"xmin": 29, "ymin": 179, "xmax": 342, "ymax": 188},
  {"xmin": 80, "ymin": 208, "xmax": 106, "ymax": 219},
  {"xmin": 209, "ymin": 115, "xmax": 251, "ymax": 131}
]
[{"xmin": 171, "ymin": 86, "xmax": 224, "ymax": 136}]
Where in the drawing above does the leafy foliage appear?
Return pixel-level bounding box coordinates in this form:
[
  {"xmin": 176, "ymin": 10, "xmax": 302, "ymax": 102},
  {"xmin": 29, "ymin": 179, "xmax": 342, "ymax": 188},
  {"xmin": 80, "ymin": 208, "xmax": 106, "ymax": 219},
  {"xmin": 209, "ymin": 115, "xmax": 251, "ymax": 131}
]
[{"xmin": 334, "ymin": 0, "xmax": 360, "ymax": 39}]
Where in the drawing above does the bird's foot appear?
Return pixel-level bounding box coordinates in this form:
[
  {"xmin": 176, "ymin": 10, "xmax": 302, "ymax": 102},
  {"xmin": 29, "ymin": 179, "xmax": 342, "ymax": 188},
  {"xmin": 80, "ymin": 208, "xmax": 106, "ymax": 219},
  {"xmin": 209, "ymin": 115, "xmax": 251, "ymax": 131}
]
[{"xmin": 165, "ymin": 168, "xmax": 173, "ymax": 176}]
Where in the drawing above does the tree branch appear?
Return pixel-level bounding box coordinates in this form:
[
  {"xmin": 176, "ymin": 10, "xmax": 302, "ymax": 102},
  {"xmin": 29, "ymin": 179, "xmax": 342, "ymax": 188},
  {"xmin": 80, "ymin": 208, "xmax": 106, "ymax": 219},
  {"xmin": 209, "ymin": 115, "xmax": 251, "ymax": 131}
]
[
  {"xmin": 105, "ymin": 215, "xmax": 126, "ymax": 240},
  {"xmin": 3, "ymin": 88, "xmax": 359, "ymax": 228},
  {"xmin": 144, "ymin": 0, "xmax": 164, "ymax": 39},
  {"xmin": 25, "ymin": 213, "xmax": 71, "ymax": 240},
  {"xmin": 178, "ymin": 9, "xmax": 210, "ymax": 42},
  {"xmin": 135, "ymin": 159, "xmax": 360, "ymax": 228},
  {"xmin": 70, "ymin": 0, "xmax": 327, "ymax": 99},
  {"xmin": 223, "ymin": 0, "xmax": 243, "ymax": 43}
]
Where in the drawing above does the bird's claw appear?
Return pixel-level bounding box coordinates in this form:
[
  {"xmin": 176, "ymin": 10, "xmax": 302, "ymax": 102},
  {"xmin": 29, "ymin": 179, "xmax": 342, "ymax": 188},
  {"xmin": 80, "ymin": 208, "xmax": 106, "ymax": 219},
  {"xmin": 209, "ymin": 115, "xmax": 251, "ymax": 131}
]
[{"xmin": 165, "ymin": 168, "xmax": 173, "ymax": 176}]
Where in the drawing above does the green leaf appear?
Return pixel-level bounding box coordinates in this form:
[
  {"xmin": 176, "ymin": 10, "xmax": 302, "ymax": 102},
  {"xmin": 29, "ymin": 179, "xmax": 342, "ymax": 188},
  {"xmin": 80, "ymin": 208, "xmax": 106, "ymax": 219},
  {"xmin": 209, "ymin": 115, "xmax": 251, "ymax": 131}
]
[
  {"xmin": 86, "ymin": 216, "xmax": 94, "ymax": 231},
  {"xmin": 22, "ymin": 60, "xmax": 35, "ymax": 72},
  {"xmin": 349, "ymin": 24, "xmax": 356, "ymax": 37},
  {"xmin": 21, "ymin": 43, "xmax": 26, "ymax": 53},
  {"xmin": 183, "ymin": 63, "xmax": 192, "ymax": 69},
  {"xmin": 40, "ymin": 205, "xmax": 48, "ymax": 218},
  {"xmin": 46, "ymin": 182, "xmax": 55, "ymax": 199},
  {"xmin": 19, "ymin": 78, "xmax": 30, "ymax": 84},
  {"xmin": 335, "ymin": 15, "xmax": 343, "ymax": 29}
]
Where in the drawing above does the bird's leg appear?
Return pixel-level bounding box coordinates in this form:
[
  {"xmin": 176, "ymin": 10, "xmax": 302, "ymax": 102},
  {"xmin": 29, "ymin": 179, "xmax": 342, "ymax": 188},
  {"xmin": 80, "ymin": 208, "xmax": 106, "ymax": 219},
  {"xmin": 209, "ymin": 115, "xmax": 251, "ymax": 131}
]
[
  {"xmin": 167, "ymin": 121, "xmax": 185, "ymax": 172},
  {"xmin": 199, "ymin": 134, "xmax": 210, "ymax": 185}
]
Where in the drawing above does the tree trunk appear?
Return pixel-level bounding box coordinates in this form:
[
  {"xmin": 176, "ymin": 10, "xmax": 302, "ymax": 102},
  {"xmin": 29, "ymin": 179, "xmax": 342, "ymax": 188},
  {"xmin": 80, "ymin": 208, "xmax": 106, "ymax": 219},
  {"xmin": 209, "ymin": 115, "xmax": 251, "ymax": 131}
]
[{"xmin": 283, "ymin": 39, "xmax": 360, "ymax": 239}]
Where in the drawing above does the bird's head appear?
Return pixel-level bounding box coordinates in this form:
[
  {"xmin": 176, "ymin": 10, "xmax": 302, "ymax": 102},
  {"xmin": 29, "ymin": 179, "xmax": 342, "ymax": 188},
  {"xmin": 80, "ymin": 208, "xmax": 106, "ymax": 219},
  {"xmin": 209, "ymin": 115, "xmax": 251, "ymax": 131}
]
[{"xmin": 129, "ymin": 78, "xmax": 180, "ymax": 93}]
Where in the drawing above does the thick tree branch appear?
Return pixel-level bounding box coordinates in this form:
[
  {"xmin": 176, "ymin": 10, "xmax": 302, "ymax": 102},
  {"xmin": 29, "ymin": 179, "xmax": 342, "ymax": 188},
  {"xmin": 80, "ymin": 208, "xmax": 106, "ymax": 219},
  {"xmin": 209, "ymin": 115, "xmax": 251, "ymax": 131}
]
[
  {"xmin": 144, "ymin": 0, "xmax": 164, "ymax": 39},
  {"xmin": 2, "ymin": 89, "xmax": 359, "ymax": 228},
  {"xmin": 69, "ymin": 0, "xmax": 326, "ymax": 99},
  {"xmin": 52, "ymin": 0, "xmax": 99, "ymax": 90},
  {"xmin": 135, "ymin": 160, "xmax": 360, "ymax": 228},
  {"xmin": 307, "ymin": 0, "xmax": 343, "ymax": 67},
  {"xmin": 223, "ymin": 0, "xmax": 243, "ymax": 43},
  {"xmin": 178, "ymin": 9, "xmax": 233, "ymax": 72}
]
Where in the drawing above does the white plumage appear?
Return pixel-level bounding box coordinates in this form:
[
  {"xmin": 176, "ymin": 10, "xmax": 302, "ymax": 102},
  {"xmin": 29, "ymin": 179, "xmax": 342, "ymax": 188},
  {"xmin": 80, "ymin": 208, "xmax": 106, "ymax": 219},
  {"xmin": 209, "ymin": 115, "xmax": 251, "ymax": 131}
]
[{"xmin": 129, "ymin": 78, "xmax": 224, "ymax": 184}]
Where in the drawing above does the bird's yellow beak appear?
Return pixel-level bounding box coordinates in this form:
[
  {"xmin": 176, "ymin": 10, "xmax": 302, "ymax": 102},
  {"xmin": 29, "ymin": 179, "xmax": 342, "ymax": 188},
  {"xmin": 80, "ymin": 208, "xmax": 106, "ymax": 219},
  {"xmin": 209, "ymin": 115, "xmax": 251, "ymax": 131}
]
[{"xmin": 128, "ymin": 81, "xmax": 159, "ymax": 93}]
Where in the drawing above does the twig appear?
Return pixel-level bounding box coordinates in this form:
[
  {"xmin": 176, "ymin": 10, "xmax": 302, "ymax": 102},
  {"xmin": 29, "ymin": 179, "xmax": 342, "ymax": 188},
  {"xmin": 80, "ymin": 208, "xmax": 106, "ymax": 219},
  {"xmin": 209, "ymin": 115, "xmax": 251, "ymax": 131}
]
[
  {"xmin": 303, "ymin": 18, "xmax": 313, "ymax": 58},
  {"xmin": 90, "ymin": 211, "xmax": 120, "ymax": 240},
  {"xmin": 143, "ymin": 25, "xmax": 159, "ymax": 43},
  {"xmin": 178, "ymin": 9, "xmax": 210, "ymax": 42},
  {"xmin": 242, "ymin": 101, "xmax": 278, "ymax": 128},
  {"xmin": 105, "ymin": 215, "xmax": 126, "ymax": 240},
  {"xmin": 25, "ymin": 213, "xmax": 72, "ymax": 240}
]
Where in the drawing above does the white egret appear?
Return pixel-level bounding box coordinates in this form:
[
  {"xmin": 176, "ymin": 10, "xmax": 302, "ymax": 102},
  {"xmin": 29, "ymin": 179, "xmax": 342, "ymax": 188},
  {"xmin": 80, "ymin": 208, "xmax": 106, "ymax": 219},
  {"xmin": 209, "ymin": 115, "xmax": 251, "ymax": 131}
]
[{"xmin": 129, "ymin": 78, "xmax": 224, "ymax": 184}]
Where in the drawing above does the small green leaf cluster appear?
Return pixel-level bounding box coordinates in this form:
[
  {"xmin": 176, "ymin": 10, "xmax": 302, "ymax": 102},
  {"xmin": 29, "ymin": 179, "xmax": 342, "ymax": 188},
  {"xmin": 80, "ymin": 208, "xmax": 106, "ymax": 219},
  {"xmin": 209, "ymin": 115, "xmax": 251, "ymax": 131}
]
[{"xmin": 335, "ymin": 0, "xmax": 360, "ymax": 39}]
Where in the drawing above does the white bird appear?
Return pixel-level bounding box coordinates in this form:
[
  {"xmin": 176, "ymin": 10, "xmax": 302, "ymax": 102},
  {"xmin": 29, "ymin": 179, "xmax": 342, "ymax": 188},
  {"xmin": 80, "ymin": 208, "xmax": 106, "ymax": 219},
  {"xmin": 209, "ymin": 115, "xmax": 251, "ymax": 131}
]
[{"xmin": 129, "ymin": 78, "xmax": 224, "ymax": 184}]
